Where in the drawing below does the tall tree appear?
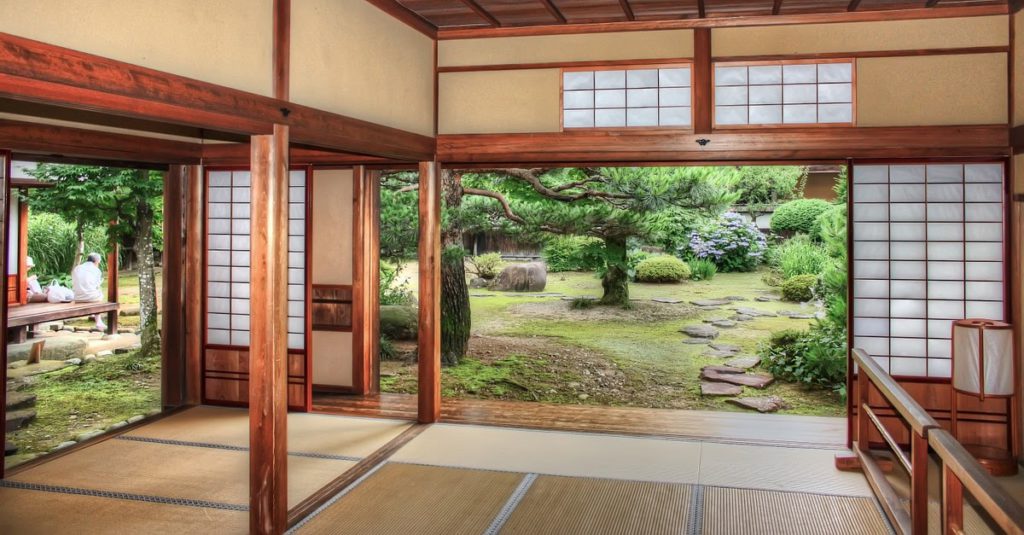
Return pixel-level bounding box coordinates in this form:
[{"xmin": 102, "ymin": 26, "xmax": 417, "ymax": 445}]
[{"xmin": 27, "ymin": 164, "xmax": 118, "ymax": 268}]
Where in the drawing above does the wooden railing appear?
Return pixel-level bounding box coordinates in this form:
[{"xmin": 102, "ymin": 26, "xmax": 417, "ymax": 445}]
[{"xmin": 851, "ymin": 348, "xmax": 1024, "ymax": 535}]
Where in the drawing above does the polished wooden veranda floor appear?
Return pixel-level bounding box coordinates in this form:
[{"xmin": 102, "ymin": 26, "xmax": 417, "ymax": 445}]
[
  {"xmin": 313, "ymin": 392, "xmax": 848, "ymax": 449},
  {"xmin": 0, "ymin": 404, "xmax": 886, "ymax": 534}
]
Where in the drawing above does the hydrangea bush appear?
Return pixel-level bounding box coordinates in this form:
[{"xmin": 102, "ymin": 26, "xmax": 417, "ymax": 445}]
[{"xmin": 682, "ymin": 212, "xmax": 767, "ymax": 272}]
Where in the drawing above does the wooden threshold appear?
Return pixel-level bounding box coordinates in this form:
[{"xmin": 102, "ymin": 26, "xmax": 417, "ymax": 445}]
[{"xmin": 312, "ymin": 393, "xmax": 847, "ymax": 449}]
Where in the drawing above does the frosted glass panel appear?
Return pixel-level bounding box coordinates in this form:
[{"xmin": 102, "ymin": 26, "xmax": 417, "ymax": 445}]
[
  {"xmin": 854, "ymin": 280, "xmax": 888, "ymax": 298},
  {"xmin": 595, "ymin": 70, "xmax": 625, "ymax": 88},
  {"xmin": 748, "ymin": 106, "xmax": 782, "ymax": 124},
  {"xmin": 890, "ymin": 223, "xmax": 925, "ymax": 241},
  {"xmin": 854, "ymin": 184, "xmax": 887, "ymax": 203},
  {"xmin": 889, "ymin": 242, "xmax": 925, "ymax": 261},
  {"xmin": 563, "ymin": 71, "xmax": 594, "ymax": 90},
  {"xmin": 714, "ymin": 60, "xmax": 852, "ymax": 126},
  {"xmin": 889, "ymin": 184, "xmax": 924, "ymax": 202},
  {"xmin": 890, "ymin": 319, "xmax": 926, "ymax": 337},
  {"xmin": 890, "ymin": 281, "xmax": 925, "ymax": 299},
  {"xmin": 715, "ymin": 106, "xmax": 747, "ymax": 125},
  {"xmin": 854, "ymin": 166, "xmax": 888, "ymax": 183},
  {"xmin": 626, "ymin": 108, "xmax": 658, "ymax": 127},
  {"xmin": 749, "ymin": 85, "xmax": 781, "ymax": 105},
  {"xmin": 928, "ymin": 281, "xmax": 964, "ymax": 300},
  {"xmin": 595, "ymin": 109, "xmax": 626, "ymax": 127},
  {"xmin": 748, "ymin": 65, "xmax": 781, "ymax": 84},
  {"xmin": 715, "ymin": 66, "xmax": 747, "ymax": 85},
  {"xmin": 890, "ymin": 165, "xmax": 925, "ymax": 183},
  {"xmin": 890, "ymin": 357, "xmax": 927, "ymax": 376},
  {"xmin": 626, "ymin": 69, "xmax": 658, "ymax": 88},
  {"xmin": 595, "ymin": 89, "xmax": 626, "ymax": 108},
  {"xmin": 965, "ymin": 300, "xmax": 1003, "ymax": 319},
  {"xmin": 715, "ymin": 86, "xmax": 747, "ymax": 106}
]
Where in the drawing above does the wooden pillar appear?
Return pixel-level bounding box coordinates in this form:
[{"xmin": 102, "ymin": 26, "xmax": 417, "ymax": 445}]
[
  {"xmin": 942, "ymin": 465, "xmax": 964, "ymax": 535},
  {"xmin": 0, "ymin": 150, "xmax": 10, "ymax": 480},
  {"xmin": 693, "ymin": 28, "xmax": 712, "ymax": 135},
  {"xmin": 249, "ymin": 125, "xmax": 290, "ymax": 535},
  {"xmin": 273, "ymin": 0, "xmax": 290, "ymax": 101},
  {"xmin": 162, "ymin": 166, "xmax": 187, "ymax": 407},
  {"xmin": 184, "ymin": 165, "xmax": 204, "ymax": 405},
  {"xmin": 106, "ymin": 224, "xmax": 118, "ymax": 334},
  {"xmin": 417, "ymin": 161, "xmax": 441, "ymax": 424},
  {"xmin": 352, "ymin": 166, "xmax": 381, "ymax": 395},
  {"xmin": 910, "ymin": 432, "xmax": 929, "ymax": 535},
  {"xmin": 17, "ymin": 195, "xmax": 27, "ymax": 304}
]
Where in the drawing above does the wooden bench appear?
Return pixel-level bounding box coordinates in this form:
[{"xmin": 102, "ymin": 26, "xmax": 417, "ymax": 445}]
[{"xmin": 7, "ymin": 301, "xmax": 119, "ymax": 343}]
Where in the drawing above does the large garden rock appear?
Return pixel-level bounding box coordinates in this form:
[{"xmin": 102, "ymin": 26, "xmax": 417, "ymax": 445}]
[
  {"xmin": 727, "ymin": 396, "xmax": 788, "ymax": 413},
  {"xmin": 701, "ymin": 382, "xmax": 742, "ymax": 396},
  {"xmin": 700, "ymin": 369, "xmax": 775, "ymax": 388},
  {"xmin": 5, "ymin": 409, "xmax": 36, "ymax": 432},
  {"xmin": 6, "ymin": 337, "xmax": 87, "ymax": 363},
  {"xmin": 733, "ymin": 307, "xmax": 777, "ymax": 317},
  {"xmin": 709, "ymin": 343, "xmax": 741, "ymax": 353},
  {"xmin": 724, "ymin": 356, "xmax": 761, "ymax": 370},
  {"xmin": 469, "ymin": 277, "xmax": 490, "ymax": 289},
  {"xmin": 680, "ymin": 324, "xmax": 719, "ymax": 339},
  {"xmin": 702, "ymin": 365, "xmax": 744, "ymax": 374},
  {"xmin": 493, "ymin": 262, "xmax": 547, "ymax": 292},
  {"xmin": 380, "ymin": 305, "xmax": 418, "ymax": 341}
]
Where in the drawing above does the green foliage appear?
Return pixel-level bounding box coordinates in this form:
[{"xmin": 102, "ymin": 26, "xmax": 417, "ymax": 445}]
[
  {"xmin": 760, "ymin": 323, "xmax": 847, "ymax": 392},
  {"xmin": 380, "ymin": 305, "xmax": 418, "ymax": 341},
  {"xmin": 646, "ymin": 208, "xmax": 715, "ymax": 254},
  {"xmin": 687, "ymin": 258, "xmax": 717, "ymax": 281},
  {"xmin": 379, "ymin": 179, "xmax": 419, "ymax": 262},
  {"xmin": 543, "ymin": 236, "xmax": 605, "ymax": 272},
  {"xmin": 466, "ymin": 252, "xmax": 503, "ymax": 280},
  {"xmin": 760, "ymin": 269, "xmax": 784, "ymax": 287},
  {"xmin": 379, "ymin": 262, "xmax": 415, "ymax": 306},
  {"xmin": 770, "ymin": 198, "xmax": 832, "ymax": 235},
  {"xmin": 635, "ymin": 255, "xmax": 691, "ymax": 283},
  {"xmin": 379, "ymin": 336, "xmax": 401, "ymax": 361},
  {"xmin": 626, "ymin": 248, "xmax": 651, "ymax": 280},
  {"xmin": 776, "ymin": 235, "xmax": 830, "ymax": 279},
  {"xmin": 569, "ymin": 297, "xmax": 597, "ymax": 310},
  {"xmin": 27, "ymin": 212, "xmax": 108, "ymax": 281},
  {"xmin": 731, "ymin": 166, "xmax": 807, "ymax": 206},
  {"xmin": 782, "ymin": 274, "xmax": 818, "ymax": 302},
  {"xmin": 684, "ymin": 212, "xmax": 768, "ymax": 272},
  {"xmin": 833, "ymin": 166, "xmax": 849, "ymax": 204},
  {"xmin": 816, "ymin": 204, "xmax": 849, "ymax": 330}
]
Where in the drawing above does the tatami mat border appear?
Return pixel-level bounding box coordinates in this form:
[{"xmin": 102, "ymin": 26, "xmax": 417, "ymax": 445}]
[
  {"xmin": 0, "ymin": 479, "xmax": 248, "ymax": 511},
  {"xmin": 483, "ymin": 473, "xmax": 537, "ymax": 535},
  {"xmin": 117, "ymin": 435, "xmax": 361, "ymax": 461},
  {"xmin": 285, "ymin": 462, "xmax": 388, "ymax": 534}
]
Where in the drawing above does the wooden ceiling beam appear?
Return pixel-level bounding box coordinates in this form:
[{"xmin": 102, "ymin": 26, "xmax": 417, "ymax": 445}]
[
  {"xmin": 618, "ymin": 0, "xmax": 636, "ymax": 21},
  {"xmin": 459, "ymin": 0, "xmax": 502, "ymax": 26},
  {"xmin": 364, "ymin": 0, "xmax": 438, "ymax": 38},
  {"xmin": 698, "ymin": 0, "xmax": 707, "ymax": 18},
  {"xmin": 0, "ymin": 118, "xmax": 200, "ymax": 164},
  {"xmin": 847, "ymin": 0, "xmax": 863, "ymax": 11},
  {"xmin": 539, "ymin": 0, "xmax": 567, "ymax": 23},
  {"xmin": 436, "ymin": 4, "xmax": 1007, "ymax": 38},
  {"xmin": 0, "ymin": 32, "xmax": 434, "ymax": 161},
  {"xmin": 773, "ymin": 0, "xmax": 784, "ymax": 15}
]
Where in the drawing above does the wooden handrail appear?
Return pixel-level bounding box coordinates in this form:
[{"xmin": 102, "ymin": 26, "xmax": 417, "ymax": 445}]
[
  {"xmin": 929, "ymin": 430, "xmax": 1024, "ymax": 535},
  {"xmin": 853, "ymin": 348, "xmax": 940, "ymax": 435}
]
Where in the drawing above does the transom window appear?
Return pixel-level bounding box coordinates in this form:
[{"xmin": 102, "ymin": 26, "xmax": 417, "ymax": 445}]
[
  {"xmin": 562, "ymin": 65, "xmax": 692, "ymax": 129},
  {"xmin": 713, "ymin": 60, "xmax": 854, "ymax": 127}
]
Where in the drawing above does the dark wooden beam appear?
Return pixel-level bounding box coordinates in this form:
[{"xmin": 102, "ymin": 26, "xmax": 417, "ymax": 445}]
[
  {"xmin": 0, "ymin": 32, "xmax": 435, "ymax": 161},
  {"xmin": 539, "ymin": 0, "xmax": 567, "ymax": 23},
  {"xmin": 460, "ymin": 0, "xmax": 502, "ymax": 26},
  {"xmin": 698, "ymin": 0, "xmax": 707, "ymax": 18},
  {"xmin": 693, "ymin": 29, "xmax": 712, "ymax": 135},
  {"xmin": 364, "ymin": 0, "xmax": 438, "ymax": 38},
  {"xmin": 274, "ymin": 0, "xmax": 290, "ymax": 101},
  {"xmin": 436, "ymin": 125, "xmax": 1010, "ymax": 163},
  {"xmin": 1012, "ymin": 125, "xmax": 1024, "ymax": 154},
  {"xmin": 847, "ymin": 0, "xmax": 863, "ymax": 11},
  {"xmin": 162, "ymin": 166, "xmax": 187, "ymax": 408},
  {"xmin": 0, "ymin": 150, "xmax": 8, "ymax": 479},
  {"xmin": 184, "ymin": 165, "xmax": 204, "ymax": 405},
  {"xmin": 200, "ymin": 143, "xmax": 399, "ymax": 166},
  {"xmin": 417, "ymin": 161, "xmax": 441, "ymax": 424},
  {"xmin": 0, "ymin": 119, "xmax": 201, "ymax": 164},
  {"xmin": 436, "ymin": 4, "xmax": 1007, "ymax": 38},
  {"xmin": 249, "ymin": 125, "xmax": 290, "ymax": 534},
  {"xmin": 773, "ymin": 0, "xmax": 784, "ymax": 15},
  {"xmin": 925, "ymin": 0, "xmax": 941, "ymax": 6},
  {"xmin": 618, "ymin": 0, "xmax": 636, "ymax": 21},
  {"xmin": 105, "ymin": 222, "xmax": 119, "ymax": 336}
]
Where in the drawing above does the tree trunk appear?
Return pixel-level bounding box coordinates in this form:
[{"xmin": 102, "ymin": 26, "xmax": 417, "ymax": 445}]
[
  {"xmin": 439, "ymin": 170, "xmax": 470, "ymax": 366},
  {"xmin": 599, "ymin": 236, "xmax": 630, "ymax": 307},
  {"xmin": 72, "ymin": 221, "xmax": 85, "ymax": 270},
  {"xmin": 136, "ymin": 194, "xmax": 160, "ymax": 358}
]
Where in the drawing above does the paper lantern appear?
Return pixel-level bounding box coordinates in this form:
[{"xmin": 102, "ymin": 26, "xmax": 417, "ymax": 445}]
[{"xmin": 951, "ymin": 319, "xmax": 1013, "ymax": 399}]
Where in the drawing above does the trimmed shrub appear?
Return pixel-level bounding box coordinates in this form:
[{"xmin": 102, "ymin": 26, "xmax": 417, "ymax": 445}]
[
  {"xmin": 380, "ymin": 262, "xmax": 415, "ymax": 306},
  {"xmin": 776, "ymin": 235, "xmax": 830, "ymax": 279},
  {"xmin": 782, "ymin": 274, "xmax": 817, "ymax": 302},
  {"xmin": 760, "ymin": 269, "xmax": 785, "ymax": 287},
  {"xmin": 770, "ymin": 198, "xmax": 832, "ymax": 235},
  {"xmin": 466, "ymin": 252, "xmax": 502, "ymax": 280},
  {"xmin": 380, "ymin": 305, "xmax": 418, "ymax": 341},
  {"xmin": 635, "ymin": 256, "xmax": 691, "ymax": 283},
  {"xmin": 760, "ymin": 324, "xmax": 846, "ymax": 393},
  {"xmin": 688, "ymin": 259, "xmax": 717, "ymax": 281},
  {"xmin": 543, "ymin": 236, "xmax": 605, "ymax": 272},
  {"xmin": 569, "ymin": 297, "xmax": 597, "ymax": 310},
  {"xmin": 683, "ymin": 212, "xmax": 768, "ymax": 272}
]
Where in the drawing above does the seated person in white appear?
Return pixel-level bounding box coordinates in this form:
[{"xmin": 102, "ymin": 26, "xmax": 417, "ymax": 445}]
[
  {"xmin": 71, "ymin": 252, "xmax": 106, "ymax": 331},
  {"xmin": 25, "ymin": 256, "xmax": 47, "ymax": 303}
]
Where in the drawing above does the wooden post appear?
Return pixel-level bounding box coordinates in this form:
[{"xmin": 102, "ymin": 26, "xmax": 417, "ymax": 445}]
[
  {"xmin": 249, "ymin": 125, "xmax": 290, "ymax": 535},
  {"xmin": 910, "ymin": 431, "xmax": 929, "ymax": 535},
  {"xmin": 162, "ymin": 166, "xmax": 187, "ymax": 407},
  {"xmin": 184, "ymin": 165, "xmax": 204, "ymax": 405},
  {"xmin": 352, "ymin": 166, "xmax": 381, "ymax": 395},
  {"xmin": 273, "ymin": 0, "xmax": 290, "ymax": 101},
  {"xmin": 942, "ymin": 465, "xmax": 964, "ymax": 535},
  {"xmin": 858, "ymin": 371, "xmax": 870, "ymax": 452},
  {"xmin": 693, "ymin": 28, "xmax": 712, "ymax": 135},
  {"xmin": 106, "ymin": 224, "xmax": 119, "ymax": 334},
  {"xmin": 417, "ymin": 161, "xmax": 441, "ymax": 424},
  {"xmin": 0, "ymin": 150, "xmax": 8, "ymax": 480},
  {"xmin": 17, "ymin": 195, "xmax": 27, "ymax": 305}
]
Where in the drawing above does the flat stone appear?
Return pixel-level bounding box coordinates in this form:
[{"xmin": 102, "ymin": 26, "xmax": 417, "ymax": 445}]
[
  {"xmin": 723, "ymin": 296, "xmax": 747, "ymax": 301},
  {"xmin": 690, "ymin": 299, "xmax": 733, "ymax": 307},
  {"xmin": 696, "ymin": 305, "xmax": 721, "ymax": 311},
  {"xmin": 5, "ymin": 391, "xmax": 36, "ymax": 411},
  {"xmin": 682, "ymin": 338, "xmax": 710, "ymax": 345},
  {"xmin": 732, "ymin": 314, "xmax": 755, "ymax": 322},
  {"xmin": 724, "ymin": 356, "xmax": 761, "ymax": 369},
  {"xmin": 702, "ymin": 365, "xmax": 745, "ymax": 374},
  {"xmin": 6, "ymin": 337, "xmax": 87, "ymax": 363},
  {"xmin": 96, "ymin": 350, "xmax": 114, "ymax": 358},
  {"xmin": 727, "ymin": 396, "xmax": 788, "ymax": 413},
  {"xmin": 755, "ymin": 296, "xmax": 778, "ymax": 302},
  {"xmin": 702, "ymin": 317, "xmax": 729, "ymax": 324},
  {"xmin": 75, "ymin": 430, "xmax": 105, "ymax": 442},
  {"xmin": 65, "ymin": 358, "xmax": 83, "ymax": 366},
  {"xmin": 711, "ymin": 320, "xmax": 737, "ymax": 328},
  {"xmin": 4, "ymin": 441, "xmax": 17, "ymax": 456},
  {"xmin": 54, "ymin": 441, "xmax": 76, "ymax": 450},
  {"xmin": 107, "ymin": 421, "xmax": 129, "ymax": 431},
  {"xmin": 709, "ymin": 343, "xmax": 741, "ymax": 352},
  {"xmin": 5, "ymin": 408, "xmax": 36, "ymax": 432},
  {"xmin": 788, "ymin": 314, "xmax": 815, "ymax": 319},
  {"xmin": 701, "ymin": 382, "xmax": 742, "ymax": 396},
  {"xmin": 127, "ymin": 415, "xmax": 146, "ymax": 424},
  {"xmin": 652, "ymin": 297, "xmax": 683, "ymax": 304},
  {"xmin": 733, "ymin": 307, "xmax": 777, "ymax": 317},
  {"xmin": 701, "ymin": 370, "xmax": 775, "ymax": 388},
  {"xmin": 703, "ymin": 349, "xmax": 738, "ymax": 358},
  {"xmin": 680, "ymin": 325, "xmax": 719, "ymax": 339}
]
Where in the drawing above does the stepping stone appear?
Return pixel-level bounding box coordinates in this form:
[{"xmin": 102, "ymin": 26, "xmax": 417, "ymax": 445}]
[
  {"xmin": 4, "ymin": 441, "xmax": 17, "ymax": 456},
  {"xmin": 727, "ymin": 396, "xmax": 788, "ymax": 413},
  {"xmin": 788, "ymin": 314, "xmax": 815, "ymax": 319},
  {"xmin": 711, "ymin": 320, "xmax": 737, "ymax": 329},
  {"xmin": 701, "ymin": 382, "xmax": 742, "ymax": 396},
  {"xmin": 691, "ymin": 299, "xmax": 733, "ymax": 307},
  {"xmin": 5, "ymin": 408, "xmax": 36, "ymax": 432},
  {"xmin": 5, "ymin": 391, "xmax": 37, "ymax": 411},
  {"xmin": 723, "ymin": 296, "xmax": 747, "ymax": 301},
  {"xmin": 682, "ymin": 338, "xmax": 710, "ymax": 345},
  {"xmin": 732, "ymin": 314, "xmax": 754, "ymax": 322},
  {"xmin": 734, "ymin": 307, "xmax": 777, "ymax": 317},
  {"xmin": 652, "ymin": 297, "xmax": 683, "ymax": 304},
  {"xmin": 709, "ymin": 343, "xmax": 741, "ymax": 352},
  {"xmin": 680, "ymin": 325, "xmax": 719, "ymax": 339},
  {"xmin": 697, "ymin": 306, "xmax": 721, "ymax": 311},
  {"xmin": 704, "ymin": 349, "xmax": 738, "ymax": 358},
  {"xmin": 724, "ymin": 356, "xmax": 761, "ymax": 370},
  {"xmin": 755, "ymin": 296, "xmax": 779, "ymax": 302},
  {"xmin": 701, "ymin": 370, "xmax": 775, "ymax": 388},
  {"xmin": 702, "ymin": 365, "xmax": 745, "ymax": 374},
  {"xmin": 702, "ymin": 317, "xmax": 729, "ymax": 324}
]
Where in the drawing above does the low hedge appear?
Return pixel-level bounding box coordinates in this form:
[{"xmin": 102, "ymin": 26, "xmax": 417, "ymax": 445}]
[{"xmin": 635, "ymin": 256, "xmax": 691, "ymax": 283}]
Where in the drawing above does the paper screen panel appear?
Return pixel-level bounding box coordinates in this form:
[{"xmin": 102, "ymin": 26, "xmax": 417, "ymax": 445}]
[
  {"xmin": 713, "ymin": 60, "xmax": 853, "ymax": 126},
  {"xmin": 563, "ymin": 65, "xmax": 692, "ymax": 129},
  {"xmin": 850, "ymin": 162, "xmax": 1005, "ymax": 378}
]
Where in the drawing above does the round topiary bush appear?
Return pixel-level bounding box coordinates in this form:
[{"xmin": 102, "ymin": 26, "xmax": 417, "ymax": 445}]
[
  {"xmin": 635, "ymin": 256, "xmax": 691, "ymax": 283},
  {"xmin": 770, "ymin": 199, "xmax": 832, "ymax": 235},
  {"xmin": 781, "ymin": 274, "xmax": 818, "ymax": 302}
]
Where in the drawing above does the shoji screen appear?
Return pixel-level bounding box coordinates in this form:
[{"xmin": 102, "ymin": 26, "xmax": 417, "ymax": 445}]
[
  {"xmin": 206, "ymin": 169, "xmax": 307, "ymax": 351},
  {"xmin": 851, "ymin": 163, "xmax": 1006, "ymax": 378}
]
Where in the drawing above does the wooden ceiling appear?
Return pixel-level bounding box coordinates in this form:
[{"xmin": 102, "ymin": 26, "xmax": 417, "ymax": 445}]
[{"xmin": 386, "ymin": 0, "xmax": 1007, "ymax": 32}]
